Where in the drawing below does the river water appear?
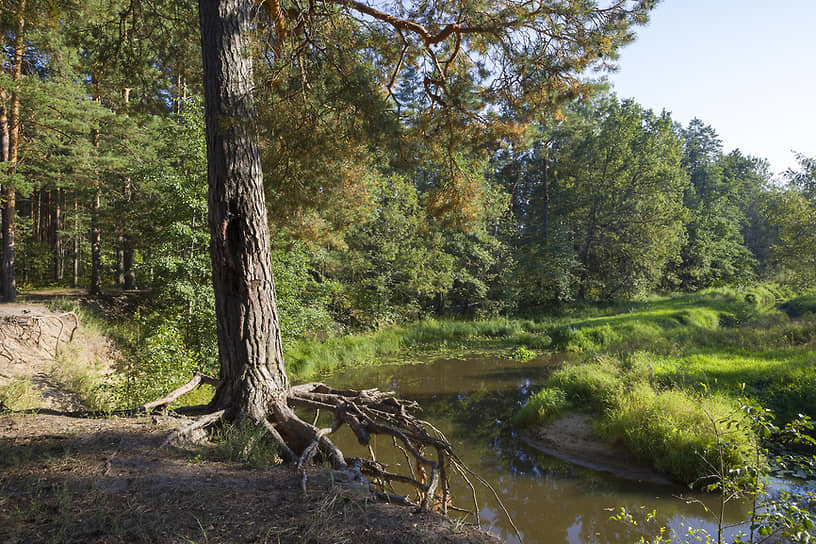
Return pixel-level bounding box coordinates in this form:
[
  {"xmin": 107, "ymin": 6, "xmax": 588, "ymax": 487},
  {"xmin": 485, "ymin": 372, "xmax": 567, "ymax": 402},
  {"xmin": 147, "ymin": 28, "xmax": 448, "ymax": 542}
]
[{"xmin": 322, "ymin": 354, "xmax": 762, "ymax": 544}]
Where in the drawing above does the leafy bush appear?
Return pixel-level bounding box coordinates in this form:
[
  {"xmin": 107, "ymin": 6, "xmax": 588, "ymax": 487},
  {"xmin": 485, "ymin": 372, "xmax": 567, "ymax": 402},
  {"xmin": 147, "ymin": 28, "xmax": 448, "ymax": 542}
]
[
  {"xmin": 119, "ymin": 318, "xmax": 216, "ymax": 406},
  {"xmin": 510, "ymin": 346, "xmax": 537, "ymax": 361},
  {"xmin": 781, "ymin": 295, "xmax": 816, "ymax": 318}
]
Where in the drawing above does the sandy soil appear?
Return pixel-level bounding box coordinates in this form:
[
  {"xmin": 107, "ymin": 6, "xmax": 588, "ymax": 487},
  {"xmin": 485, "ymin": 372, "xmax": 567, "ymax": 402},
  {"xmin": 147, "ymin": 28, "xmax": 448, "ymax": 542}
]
[
  {"xmin": 0, "ymin": 298, "xmax": 500, "ymax": 543},
  {"xmin": 0, "ymin": 301, "xmax": 116, "ymax": 411},
  {"xmin": 521, "ymin": 413, "xmax": 673, "ymax": 485}
]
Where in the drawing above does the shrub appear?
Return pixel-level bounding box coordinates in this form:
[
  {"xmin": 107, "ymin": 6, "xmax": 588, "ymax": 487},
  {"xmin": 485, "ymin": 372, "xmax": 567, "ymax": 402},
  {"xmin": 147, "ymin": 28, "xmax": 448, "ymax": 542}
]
[
  {"xmin": 781, "ymin": 295, "xmax": 816, "ymax": 318},
  {"xmin": 510, "ymin": 346, "xmax": 537, "ymax": 361}
]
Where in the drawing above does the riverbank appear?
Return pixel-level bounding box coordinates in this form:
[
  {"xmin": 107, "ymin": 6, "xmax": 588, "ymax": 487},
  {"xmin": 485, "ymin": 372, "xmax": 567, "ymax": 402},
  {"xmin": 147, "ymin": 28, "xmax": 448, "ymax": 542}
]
[
  {"xmin": 288, "ymin": 286, "xmax": 816, "ymax": 486},
  {"xmin": 0, "ymin": 412, "xmax": 499, "ymax": 544},
  {"xmin": 0, "ymin": 299, "xmax": 501, "ymax": 544},
  {"xmin": 510, "ymin": 287, "xmax": 816, "ymax": 486}
]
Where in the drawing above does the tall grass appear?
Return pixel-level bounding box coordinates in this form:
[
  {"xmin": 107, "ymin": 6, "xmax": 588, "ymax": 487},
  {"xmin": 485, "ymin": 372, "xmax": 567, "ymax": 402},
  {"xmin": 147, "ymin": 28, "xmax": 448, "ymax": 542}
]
[
  {"xmin": 513, "ymin": 354, "xmax": 758, "ymax": 485},
  {"xmin": 511, "ymin": 286, "xmax": 815, "ymax": 485},
  {"xmin": 285, "ymin": 316, "xmax": 552, "ymax": 380},
  {"xmin": 0, "ymin": 378, "xmax": 43, "ymax": 411}
]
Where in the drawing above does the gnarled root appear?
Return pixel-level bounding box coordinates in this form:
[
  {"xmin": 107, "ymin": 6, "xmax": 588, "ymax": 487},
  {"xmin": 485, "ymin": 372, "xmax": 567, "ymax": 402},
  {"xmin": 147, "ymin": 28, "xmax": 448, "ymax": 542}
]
[{"xmin": 141, "ymin": 378, "xmax": 521, "ymax": 541}]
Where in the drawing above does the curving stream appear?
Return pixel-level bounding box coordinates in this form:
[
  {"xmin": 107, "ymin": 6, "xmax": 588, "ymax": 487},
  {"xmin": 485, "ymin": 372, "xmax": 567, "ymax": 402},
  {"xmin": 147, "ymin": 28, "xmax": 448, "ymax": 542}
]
[{"xmin": 323, "ymin": 354, "xmax": 766, "ymax": 544}]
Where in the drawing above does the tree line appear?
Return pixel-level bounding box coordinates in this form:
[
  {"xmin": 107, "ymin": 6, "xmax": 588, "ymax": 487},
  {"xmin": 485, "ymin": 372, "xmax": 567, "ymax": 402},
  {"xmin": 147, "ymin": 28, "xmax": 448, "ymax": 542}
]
[{"xmin": 0, "ymin": 0, "xmax": 813, "ymax": 342}]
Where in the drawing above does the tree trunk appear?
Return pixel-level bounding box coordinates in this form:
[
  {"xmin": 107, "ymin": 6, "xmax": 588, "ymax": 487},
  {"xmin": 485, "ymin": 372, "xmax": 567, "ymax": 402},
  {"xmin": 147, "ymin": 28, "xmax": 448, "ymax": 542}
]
[
  {"xmin": 3, "ymin": 0, "xmax": 25, "ymax": 302},
  {"xmin": 2, "ymin": 190, "xmax": 15, "ymax": 301},
  {"xmin": 199, "ymin": 0, "xmax": 289, "ymax": 420},
  {"xmin": 72, "ymin": 194, "xmax": 79, "ymax": 288},
  {"xmin": 121, "ymin": 88, "xmax": 136, "ymax": 290},
  {"xmin": 90, "ymin": 81, "xmax": 102, "ymax": 295},
  {"xmin": 90, "ymin": 182, "xmax": 101, "ymax": 294},
  {"xmin": 54, "ymin": 187, "xmax": 63, "ymax": 282},
  {"xmin": 0, "ymin": 83, "xmax": 8, "ymax": 300},
  {"xmin": 541, "ymin": 144, "xmax": 550, "ymax": 244},
  {"xmin": 123, "ymin": 242, "xmax": 136, "ymax": 289},
  {"xmin": 117, "ymin": 234, "xmax": 125, "ymax": 287}
]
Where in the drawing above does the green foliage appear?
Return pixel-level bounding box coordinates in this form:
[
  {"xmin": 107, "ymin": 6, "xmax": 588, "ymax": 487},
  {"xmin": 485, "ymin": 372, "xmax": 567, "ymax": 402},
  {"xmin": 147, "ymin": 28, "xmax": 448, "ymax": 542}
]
[
  {"xmin": 557, "ymin": 98, "xmax": 689, "ymax": 300},
  {"xmin": 763, "ymin": 156, "xmax": 816, "ymax": 288},
  {"xmin": 675, "ymin": 122, "xmax": 770, "ymax": 290},
  {"xmin": 512, "ymin": 388, "xmax": 570, "ymax": 427},
  {"xmin": 119, "ymin": 317, "xmax": 215, "ymax": 407},
  {"xmin": 510, "ymin": 346, "xmax": 537, "ymax": 361},
  {"xmin": 211, "ymin": 420, "xmax": 280, "ymax": 468},
  {"xmin": 781, "ymin": 295, "xmax": 816, "ymax": 317}
]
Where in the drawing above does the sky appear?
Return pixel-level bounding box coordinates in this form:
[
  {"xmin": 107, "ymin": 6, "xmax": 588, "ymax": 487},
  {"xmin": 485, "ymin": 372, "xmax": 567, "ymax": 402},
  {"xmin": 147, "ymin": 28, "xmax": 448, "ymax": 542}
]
[{"xmin": 604, "ymin": 0, "xmax": 816, "ymax": 179}]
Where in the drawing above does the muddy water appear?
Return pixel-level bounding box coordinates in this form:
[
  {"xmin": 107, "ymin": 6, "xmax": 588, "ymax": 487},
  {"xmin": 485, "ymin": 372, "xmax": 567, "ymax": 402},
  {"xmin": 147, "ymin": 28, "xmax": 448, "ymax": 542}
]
[{"xmin": 323, "ymin": 355, "xmax": 756, "ymax": 544}]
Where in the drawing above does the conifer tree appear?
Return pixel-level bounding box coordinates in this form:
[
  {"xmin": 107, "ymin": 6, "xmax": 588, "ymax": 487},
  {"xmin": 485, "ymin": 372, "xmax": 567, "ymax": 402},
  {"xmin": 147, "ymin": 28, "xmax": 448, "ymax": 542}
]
[{"xmin": 184, "ymin": 0, "xmax": 659, "ymax": 476}]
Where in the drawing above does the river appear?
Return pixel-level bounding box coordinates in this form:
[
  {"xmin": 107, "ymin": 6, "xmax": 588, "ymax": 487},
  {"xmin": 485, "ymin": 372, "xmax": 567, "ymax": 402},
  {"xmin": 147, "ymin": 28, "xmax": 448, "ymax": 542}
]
[{"xmin": 322, "ymin": 353, "xmax": 773, "ymax": 544}]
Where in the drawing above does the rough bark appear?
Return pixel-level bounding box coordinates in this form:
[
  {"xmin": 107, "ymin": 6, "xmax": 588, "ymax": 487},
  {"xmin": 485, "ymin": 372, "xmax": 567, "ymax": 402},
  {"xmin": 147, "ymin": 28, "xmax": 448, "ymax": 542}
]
[
  {"xmin": 0, "ymin": 91, "xmax": 7, "ymax": 300},
  {"xmin": 54, "ymin": 188, "xmax": 63, "ymax": 282},
  {"xmin": 120, "ymin": 88, "xmax": 136, "ymax": 290},
  {"xmin": 3, "ymin": 0, "xmax": 25, "ymax": 302},
  {"xmin": 72, "ymin": 193, "xmax": 79, "ymax": 288},
  {"xmin": 2, "ymin": 189, "xmax": 15, "ymax": 301},
  {"xmin": 117, "ymin": 235, "xmax": 125, "ymax": 287},
  {"xmin": 90, "ymin": 84, "xmax": 102, "ymax": 295},
  {"xmin": 199, "ymin": 0, "xmax": 289, "ymax": 419},
  {"xmin": 90, "ymin": 184, "xmax": 101, "ymax": 295}
]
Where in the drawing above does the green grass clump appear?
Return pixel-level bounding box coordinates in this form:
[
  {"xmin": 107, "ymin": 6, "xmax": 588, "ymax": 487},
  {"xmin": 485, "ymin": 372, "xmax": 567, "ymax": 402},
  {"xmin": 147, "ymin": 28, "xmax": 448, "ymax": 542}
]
[
  {"xmin": 512, "ymin": 388, "xmax": 570, "ymax": 427},
  {"xmin": 547, "ymin": 356, "xmax": 623, "ymax": 411},
  {"xmin": 781, "ymin": 295, "xmax": 816, "ymax": 317},
  {"xmin": 286, "ymin": 328, "xmax": 404, "ymax": 379},
  {"xmin": 0, "ymin": 378, "xmax": 42, "ymax": 411},
  {"xmin": 677, "ymin": 307, "xmax": 720, "ymax": 329},
  {"xmin": 211, "ymin": 420, "xmax": 280, "ymax": 467},
  {"xmin": 601, "ymin": 384, "xmax": 756, "ymax": 487}
]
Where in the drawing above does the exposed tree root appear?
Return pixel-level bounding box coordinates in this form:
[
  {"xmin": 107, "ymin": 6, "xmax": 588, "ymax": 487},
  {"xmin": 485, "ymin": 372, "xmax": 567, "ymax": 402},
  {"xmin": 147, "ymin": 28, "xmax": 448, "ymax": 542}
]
[
  {"xmin": 0, "ymin": 311, "xmax": 79, "ymax": 360},
  {"xmin": 141, "ymin": 377, "xmax": 523, "ymax": 543}
]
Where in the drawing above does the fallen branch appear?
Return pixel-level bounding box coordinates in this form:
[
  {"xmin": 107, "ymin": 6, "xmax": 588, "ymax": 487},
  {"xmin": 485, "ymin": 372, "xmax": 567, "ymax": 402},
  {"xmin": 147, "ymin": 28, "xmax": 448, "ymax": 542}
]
[{"xmin": 138, "ymin": 372, "xmax": 220, "ymax": 414}]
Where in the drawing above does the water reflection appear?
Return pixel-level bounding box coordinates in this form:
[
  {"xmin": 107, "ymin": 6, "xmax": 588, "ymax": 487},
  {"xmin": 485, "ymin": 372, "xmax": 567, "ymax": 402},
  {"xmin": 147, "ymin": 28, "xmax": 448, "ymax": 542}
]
[{"xmin": 322, "ymin": 355, "xmax": 755, "ymax": 544}]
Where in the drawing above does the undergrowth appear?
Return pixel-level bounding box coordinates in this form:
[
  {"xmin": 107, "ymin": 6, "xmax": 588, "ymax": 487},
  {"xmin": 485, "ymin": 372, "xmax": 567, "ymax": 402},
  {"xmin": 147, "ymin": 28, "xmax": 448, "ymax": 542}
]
[{"xmin": 0, "ymin": 378, "xmax": 42, "ymax": 411}]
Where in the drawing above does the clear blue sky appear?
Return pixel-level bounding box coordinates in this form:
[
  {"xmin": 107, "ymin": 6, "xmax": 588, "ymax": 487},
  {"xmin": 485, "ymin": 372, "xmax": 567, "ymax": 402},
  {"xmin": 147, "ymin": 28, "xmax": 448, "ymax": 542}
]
[{"xmin": 605, "ymin": 0, "xmax": 816, "ymax": 178}]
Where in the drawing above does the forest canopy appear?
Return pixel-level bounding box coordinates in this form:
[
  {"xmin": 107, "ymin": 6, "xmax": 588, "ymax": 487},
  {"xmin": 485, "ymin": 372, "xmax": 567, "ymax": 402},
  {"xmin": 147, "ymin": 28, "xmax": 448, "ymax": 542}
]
[{"xmin": 0, "ymin": 0, "xmax": 812, "ymax": 359}]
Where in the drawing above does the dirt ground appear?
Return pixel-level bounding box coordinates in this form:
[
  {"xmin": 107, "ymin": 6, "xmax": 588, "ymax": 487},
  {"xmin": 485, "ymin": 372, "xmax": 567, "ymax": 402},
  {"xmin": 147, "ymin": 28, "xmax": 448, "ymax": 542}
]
[
  {"xmin": 0, "ymin": 413, "xmax": 499, "ymax": 544},
  {"xmin": 0, "ymin": 298, "xmax": 501, "ymax": 544}
]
